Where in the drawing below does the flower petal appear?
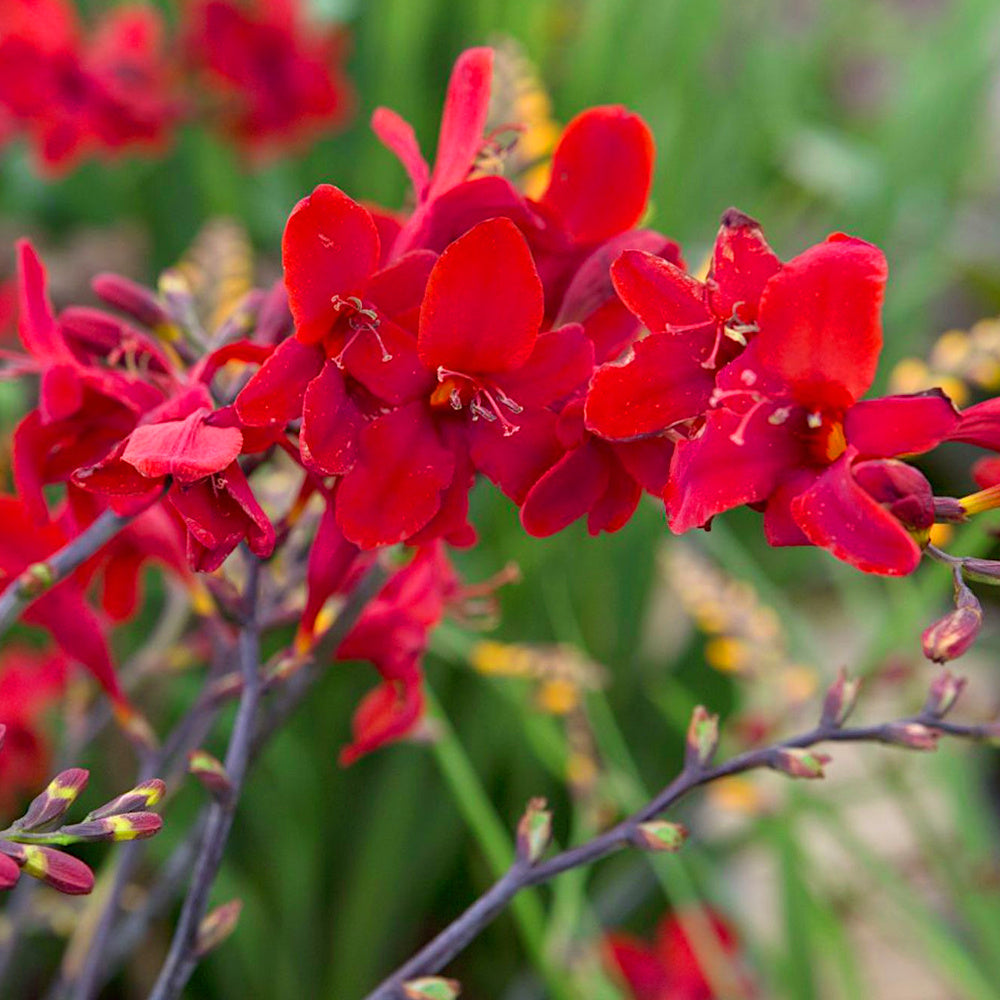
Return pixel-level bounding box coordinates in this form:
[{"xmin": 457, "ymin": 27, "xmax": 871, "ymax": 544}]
[
  {"xmin": 754, "ymin": 234, "xmax": 887, "ymax": 410},
  {"xmin": 845, "ymin": 389, "xmax": 958, "ymax": 457},
  {"xmin": 585, "ymin": 332, "xmax": 717, "ymax": 440},
  {"xmin": 371, "ymin": 106, "xmax": 429, "ymax": 199},
  {"xmin": 708, "ymin": 208, "xmax": 781, "ymax": 324},
  {"xmin": 234, "ymin": 336, "xmax": 324, "ymax": 427},
  {"xmin": 520, "ymin": 440, "xmax": 611, "ymax": 538},
  {"xmin": 336, "ymin": 403, "xmax": 455, "ymax": 549},
  {"xmin": 427, "ymin": 46, "xmax": 493, "ymax": 199},
  {"xmin": 947, "ymin": 395, "xmax": 1000, "ymax": 451},
  {"xmin": 282, "ymin": 184, "xmax": 380, "ymax": 346},
  {"xmin": 121, "ymin": 412, "xmax": 243, "ymax": 484},
  {"xmin": 540, "ymin": 106, "xmax": 654, "ymax": 245},
  {"xmin": 495, "ymin": 323, "xmax": 593, "ymax": 408},
  {"xmin": 418, "ymin": 217, "xmax": 543, "ymax": 374},
  {"xmin": 611, "ymin": 250, "xmax": 711, "ymax": 333},
  {"xmin": 300, "ymin": 361, "xmax": 364, "ymax": 476},
  {"xmin": 667, "ymin": 408, "xmax": 800, "ymax": 533},
  {"xmin": 790, "ymin": 451, "xmax": 922, "ymax": 575}
]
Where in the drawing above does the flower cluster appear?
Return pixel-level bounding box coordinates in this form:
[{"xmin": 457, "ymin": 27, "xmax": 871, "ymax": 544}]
[
  {"xmin": 0, "ymin": 728, "xmax": 164, "ymax": 895},
  {"xmin": 0, "ymin": 0, "xmax": 352, "ymax": 172},
  {"xmin": 5, "ymin": 43, "xmax": 1000, "ymax": 767}
]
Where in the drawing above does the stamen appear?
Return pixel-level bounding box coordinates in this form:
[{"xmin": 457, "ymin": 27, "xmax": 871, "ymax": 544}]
[
  {"xmin": 806, "ymin": 412, "xmax": 823, "ymax": 429},
  {"xmin": 768, "ymin": 406, "xmax": 792, "ymax": 426},
  {"xmin": 701, "ymin": 325, "xmax": 726, "ymax": 370},
  {"xmin": 729, "ymin": 399, "xmax": 768, "ymax": 446}
]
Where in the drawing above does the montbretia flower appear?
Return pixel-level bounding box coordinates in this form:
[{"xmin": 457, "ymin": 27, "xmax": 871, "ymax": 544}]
[
  {"xmin": 334, "ymin": 217, "xmax": 593, "ymax": 549},
  {"xmin": 666, "ymin": 234, "xmax": 958, "ymax": 574},
  {"xmin": 184, "ymin": 0, "xmax": 352, "ymax": 159},
  {"xmin": 585, "ymin": 210, "xmax": 780, "ymax": 442},
  {"xmin": 235, "ymin": 184, "xmax": 435, "ymax": 477},
  {"xmin": 605, "ymin": 909, "xmax": 751, "ymax": 1000}
]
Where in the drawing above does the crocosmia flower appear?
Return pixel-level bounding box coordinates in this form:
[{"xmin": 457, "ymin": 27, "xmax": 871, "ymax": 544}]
[{"xmin": 185, "ymin": 0, "xmax": 353, "ymax": 159}]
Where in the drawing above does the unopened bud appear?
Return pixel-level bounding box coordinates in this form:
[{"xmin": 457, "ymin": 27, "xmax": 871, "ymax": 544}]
[
  {"xmin": 821, "ymin": 669, "xmax": 860, "ymax": 729},
  {"xmin": 884, "ymin": 722, "xmax": 940, "ymax": 751},
  {"xmin": 768, "ymin": 748, "xmax": 829, "ymax": 779},
  {"xmin": 632, "ymin": 821, "xmax": 688, "ymax": 852},
  {"xmin": 58, "ymin": 813, "xmax": 162, "ymax": 843},
  {"xmin": 958, "ymin": 483, "xmax": 1000, "ymax": 517},
  {"xmin": 19, "ymin": 769, "xmax": 89, "ymax": 831},
  {"xmin": 404, "ymin": 978, "xmax": 462, "ymax": 1000},
  {"xmin": 87, "ymin": 779, "xmax": 166, "ymax": 821},
  {"xmin": 922, "ymin": 600, "xmax": 982, "ymax": 664},
  {"xmin": 956, "ymin": 557, "xmax": 1000, "ymax": 586},
  {"xmin": 932, "ymin": 497, "xmax": 967, "ymax": 523},
  {"xmin": 20, "ymin": 845, "xmax": 94, "ymax": 895},
  {"xmin": 92, "ymin": 272, "xmax": 171, "ymax": 329},
  {"xmin": 686, "ymin": 706, "xmax": 719, "ymax": 770},
  {"xmin": 188, "ymin": 751, "xmax": 233, "ymax": 800},
  {"xmin": 923, "ymin": 671, "xmax": 967, "ymax": 718},
  {"xmin": 516, "ymin": 798, "xmax": 552, "ymax": 864},
  {"xmin": 0, "ymin": 852, "xmax": 20, "ymax": 889},
  {"xmin": 195, "ymin": 899, "xmax": 243, "ymax": 958},
  {"xmin": 19, "ymin": 562, "xmax": 53, "ymax": 598},
  {"xmin": 112, "ymin": 703, "xmax": 158, "ymax": 752}
]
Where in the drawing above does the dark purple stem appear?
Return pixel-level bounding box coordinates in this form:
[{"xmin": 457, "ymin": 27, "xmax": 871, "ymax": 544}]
[{"xmin": 362, "ymin": 711, "xmax": 995, "ymax": 1000}]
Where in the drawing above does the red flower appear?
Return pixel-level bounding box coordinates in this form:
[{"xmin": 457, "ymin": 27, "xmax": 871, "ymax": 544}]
[
  {"xmin": 664, "ymin": 235, "xmax": 958, "ymax": 574},
  {"xmin": 585, "ymin": 210, "xmax": 780, "ymax": 442},
  {"xmin": 335, "ymin": 217, "xmax": 592, "ymax": 548},
  {"xmin": 606, "ymin": 910, "xmax": 748, "ymax": 1000},
  {"xmin": 0, "ymin": 0, "xmax": 179, "ymax": 171},
  {"xmin": 0, "ymin": 646, "xmax": 68, "ymax": 813},
  {"xmin": 185, "ymin": 0, "xmax": 353, "ymax": 159},
  {"xmin": 520, "ymin": 398, "xmax": 673, "ymax": 537}
]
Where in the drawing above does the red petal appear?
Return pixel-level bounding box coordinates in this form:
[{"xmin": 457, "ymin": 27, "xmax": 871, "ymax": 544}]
[
  {"xmin": 418, "ymin": 217, "xmax": 543, "ymax": 374},
  {"xmin": 611, "ymin": 250, "xmax": 712, "ymax": 332},
  {"xmin": 301, "ymin": 501, "xmax": 361, "ymax": 639},
  {"xmin": 339, "ymin": 678, "xmax": 424, "ymax": 766},
  {"xmin": 763, "ymin": 469, "xmax": 822, "ymax": 547},
  {"xmin": 427, "ymin": 47, "xmax": 493, "ymax": 198},
  {"xmin": 371, "ymin": 106, "xmax": 429, "ymax": 198},
  {"xmin": 365, "ymin": 250, "xmax": 437, "ymax": 328},
  {"xmin": 709, "ymin": 208, "xmax": 781, "ymax": 323},
  {"xmin": 121, "ymin": 412, "xmax": 243, "ymax": 484},
  {"xmin": 342, "ymin": 318, "xmax": 433, "ymax": 405},
  {"xmin": 300, "ymin": 361, "xmax": 364, "ymax": 476},
  {"xmin": 540, "ymin": 106, "xmax": 654, "ymax": 245},
  {"xmin": 495, "ymin": 324, "xmax": 594, "ymax": 408},
  {"xmin": 234, "ymin": 336, "xmax": 324, "ymax": 426},
  {"xmin": 947, "ymin": 395, "xmax": 1000, "ymax": 451},
  {"xmin": 845, "ymin": 389, "xmax": 958, "ymax": 457},
  {"xmin": 336, "ymin": 403, "xmax": 455, "ymax": 549},
  {"xmin": 615, "ymin": 436, "xmax": 675, "ymax": 494},
  {"xmin": 520, "ymin": 441, "xmax": 611, "ymax": 538},
  {"xmin": 585, "ymin": 333, "xmax": 717, "ymax": 440},
  {"xmin": 790, "ymin": 451, "xmax": 922, "ymax": 575},
  {"xmin": 468, "ymin": 407, "xmax": 561, "ymax": 504},
  {"xmin": 754, "ymin": 235, "xmax": 887, "ymax": 410},
  {"xmin": 604, "ymin": 935, "xmax": 670, "ymax": 1000},
  {"xmin": 16, "ymin": 240, "xmax": 69, "ymax": 361},
  {"xmin": 667, "ymin": 409, "xmax": 800, "ymax": 533},
  {"xmin": 588, "ymin": 457, "xmax": 642, "ymax": 535},
  {"xmin": 282, "ymin": 185, "xmax": 380, "ymax": 346},
  {"xmin": 0, "ymin": 852, "xmax": 19, "ymax": 890}
]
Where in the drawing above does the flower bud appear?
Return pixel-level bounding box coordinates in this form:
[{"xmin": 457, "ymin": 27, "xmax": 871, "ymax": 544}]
[
  {"xmin": 188, "ymin": 750, "xmax": 233, "ymax": 801},
  {"xmin": 404, "ymin": 978, "xmax": 462, "ymax": 1000},
  {"xmin": 932, "ymin": 497, "xmax": 968, "ymax": 523},
  {"xmin": 59, "ymin": 813, "xmax": 163, "ymax": 843},
  {"xmin": 92, "ymin": 272, "xmax": 171, "ymax": 330},
  {"xmin": 516, "ymin": 798, "xmax": 552, "ymax": 864},
  {"xmin": 87, "ymin": 779, "xmax": 166, "ymax": 821},
  {"xmin": 768, "ymin": 748, "xmax": 829, "ymax": 779},
  {"xmin": 19, "ymin": 769, "xmax": 89, "ymax": 831},
  {"xmin": 686, "ymin": 706, "xmax": 719, "ymax": 770},
  {"xmin": 921, "ymin": 599, "xmax": 982, "ymax": 664},
  {"xmin": 0, "ymin": 852, "xmax": 20, "ymax": 890},
  {"xmin": 820, "ymin": 669, "xmax": 860, "ymax": 729},
  {"xmin": 632, "ymin": 821, "xmax": 688, "ymax": 852},
  {"xmin": 20, "ymin": 845, "xmax": 94, "ymax": 895},
  {"xmin": 884, "ymin": 722, "xmax": 940, "ymax": 751},
  {"xmin": 922, "ymin": 671, "xmax": 967, "ymax": 719},
  {"xmin": 195, "ymin": 899, "xmax": 243, "ymax": 958}
]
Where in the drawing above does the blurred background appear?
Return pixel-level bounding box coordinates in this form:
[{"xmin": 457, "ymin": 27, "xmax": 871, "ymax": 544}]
[{"xmin": 4, "ymin": 0, "xmax": 1000, "ymax": 998}]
